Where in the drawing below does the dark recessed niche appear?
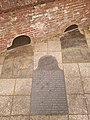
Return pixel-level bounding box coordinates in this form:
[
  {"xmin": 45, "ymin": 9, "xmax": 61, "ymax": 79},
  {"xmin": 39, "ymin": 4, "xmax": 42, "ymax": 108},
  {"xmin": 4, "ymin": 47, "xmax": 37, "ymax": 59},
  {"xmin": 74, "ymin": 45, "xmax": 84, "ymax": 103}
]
[
  {"xmin": 64, "ymin": 24, "xmax": 78, "ymax": 32},
  {"xmin": 7, "ymin": 35, "xmax": 31, "ymax": 50}
]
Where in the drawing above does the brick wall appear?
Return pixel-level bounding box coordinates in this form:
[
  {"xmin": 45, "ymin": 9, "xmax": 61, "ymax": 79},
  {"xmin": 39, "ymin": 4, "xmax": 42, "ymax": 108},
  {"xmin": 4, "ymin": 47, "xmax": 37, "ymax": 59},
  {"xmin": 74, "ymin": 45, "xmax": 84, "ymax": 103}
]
[{"xmin": 0, "ymin": 0, "xmax": 90, "ymax": 51}]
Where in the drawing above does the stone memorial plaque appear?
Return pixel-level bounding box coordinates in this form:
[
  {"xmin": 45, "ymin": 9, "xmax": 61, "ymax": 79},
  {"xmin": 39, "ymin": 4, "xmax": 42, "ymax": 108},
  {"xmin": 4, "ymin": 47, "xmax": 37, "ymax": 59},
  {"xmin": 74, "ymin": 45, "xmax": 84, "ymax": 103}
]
[{"xmin": 31, "ymin": 55, "xmax": 68, "ymax": 115}]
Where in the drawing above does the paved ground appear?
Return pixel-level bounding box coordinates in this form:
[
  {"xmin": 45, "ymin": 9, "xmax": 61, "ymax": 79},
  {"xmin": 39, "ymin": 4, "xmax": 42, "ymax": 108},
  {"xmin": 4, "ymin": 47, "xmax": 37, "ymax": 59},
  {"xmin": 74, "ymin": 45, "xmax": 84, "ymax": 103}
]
[{"xmin": 0, "ymin": 29, "xmax": 90, "ymax": 120}]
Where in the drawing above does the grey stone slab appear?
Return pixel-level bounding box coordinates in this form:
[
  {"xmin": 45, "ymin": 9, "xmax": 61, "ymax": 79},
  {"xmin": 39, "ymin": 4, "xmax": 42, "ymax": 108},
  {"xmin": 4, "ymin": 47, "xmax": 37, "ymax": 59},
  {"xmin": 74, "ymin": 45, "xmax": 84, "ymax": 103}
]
[
  {"xmin": 0, "ymin": 96, "xmax": 13, "ymax": 116},
  {"xmin": 0, "ymin": 65, "xmax": 3, "ymax": 76},
  {"xmin": 0, "ymin": 52, "xmax": 6, "ymax": 65},
  {"xmin": 89, "ymin": 115, "xmax": 90, "ymax": 120},
  {"xmin": 65, "ymin": 77, "xmax": 83, "ymax": 94},
  {"xmin": 68, "ymin": 95, "xmax": 87, "ymax": 114},
  {"xmin": 10, "ymin": 116, "xmax": 30, "ymax": 120},
  {"xmin": 0, "ymin": 79, "xmax": 15, "ymax": 95},
  {"xmin": 48, "ymin": 40, "xmax": 61, "ymax": 52},
  {"xmin": 0, "ymin": 117, "xmax": 10, "ymax": 120},
  {"xmin": 30, "ymin": 115, "xmax": 50, "ymax": 120},
  {"xmin": 31, "ymin": 55, "xmax": 68, "ymax": 115},
  {"xmin": 34, "ymin": 41, "xmax": 47, "ymax": 52},
  {"xmin": 30, "ymin": 115, "xmax": 68, "ymax": 120},
  {"xmin": 49, "ymin": 115, "xmax": 68, "ymax": 120},
  {"xmin": 12, "ymin": 96, "xmax": 30, "ymax": 115},
  {"xmin": 69, "ymin": 115, "xmax": 88, "ymax": 120},
  {"xmin": 63, "ymin": 63, "xmax": 80, "ymax": 78},
  {"xmin": 85, "ymin": 94, "xmax": 90, "ymax": 114},
  {"xmin": 79, "ymin": 63, "xmax": 90, "ymax": 77},
  {"xmin": 82, "ymin": 78, "xmax": 90, "ymax": 93},
  {"xmin": 15, "ymin": 78, "xmax": 32, "ymax": 95},
  {"xmin": 1, "ymin": 56, "xmax": 14, "ymax": 78}
]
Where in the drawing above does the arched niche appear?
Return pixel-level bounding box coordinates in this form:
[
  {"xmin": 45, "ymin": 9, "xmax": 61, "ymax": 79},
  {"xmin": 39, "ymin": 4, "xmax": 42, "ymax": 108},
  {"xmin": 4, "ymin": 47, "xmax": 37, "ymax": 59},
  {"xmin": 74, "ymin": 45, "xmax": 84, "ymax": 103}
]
[
  {"xmin": 7, "ymin": 35, "xmax": 31, "ymax": 50},
  {"xmin": 64, "ymin": 24, "xmax": 78, "ymax": 32}
]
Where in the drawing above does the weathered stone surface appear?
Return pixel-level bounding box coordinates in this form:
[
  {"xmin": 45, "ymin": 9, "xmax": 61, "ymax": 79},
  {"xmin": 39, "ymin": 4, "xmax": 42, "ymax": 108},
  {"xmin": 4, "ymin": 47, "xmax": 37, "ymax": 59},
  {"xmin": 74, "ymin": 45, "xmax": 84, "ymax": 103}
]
[
  {"xmin": 30, "ymin": 115, "xmax": 50, "ymax": 120},
  {"xmin": 89, "ymin": 115, "xmax": 90, "ymax": 120},
  {"xmin": 0, "ymin": 79, "xmax": 15, "ymax": 95},
  {"xmin": 0, "ymin": 65, "xmax": 3, "ymax": 76},
  {"xmin": 79, "ymin": 63, "xmax": 90, "ymax": 77},
  {"xmin": 48, "ymin": 40, "xmax": 61, "ymax": 52},
  {"xmin": 34, "ymin": 41, "xmax": 47, "ymax": 52},
  {"xmin": 0, "ymin": 117, "xmax": 10, "ymax": 120},
  {"xmin": 31, "ymin": 55, "xmax": 68, "ymax": 115},
  {"xmin": 10, "ymin": 116, "xmax": 30, "ymax": 120},
  {"xmin": 15, "ymin": 78, "xmax": 32, "ymax": 95},
  {"xmin": 48, "ymin": 52, "xmax": 62, "ymax": 64},
  {"xmin": 34, "ymin": 52, "xmax": 47, "ymax": 70},
  {"xmin": 82, "ymin": 78, "xmax": 90, "ymax": 93},
  {"xmin": 0, "ymin": 52, "xmax": 6, "ymax": 65},
  {"xmin": 12, "ymin": 96, "xmax": 30, "ymax": 115},
  {"xmin": 61, "ymin": 29, "xmax": 87, "ymax": 49},
  {"xmin": 63, "ymin": 63, "xmax": 80, "ymax": 78},
  {"xmin": 68, "ymin": 95, "xmax": 87, "ymax": 114},
  {"xmin": 49, "ymin": 115, "xmax": 68, "ymax": 120},
  {"xmin": 85, "ymin": 94, "xmax": 90, "ymax": 114},
  {"xmin": 65, "ymin": 77, "xmax": 83, "ymax": 94},
  {"xmin": 0, "ymin": 96, "xmax": 13, "ymax": 116},
  {"xmin": 69, "ymin": 115, "xmax": 88, "ymax": 120},
  {"xmin": 1, "ymin": 45, "xmax": 34, "ymax": 78}
]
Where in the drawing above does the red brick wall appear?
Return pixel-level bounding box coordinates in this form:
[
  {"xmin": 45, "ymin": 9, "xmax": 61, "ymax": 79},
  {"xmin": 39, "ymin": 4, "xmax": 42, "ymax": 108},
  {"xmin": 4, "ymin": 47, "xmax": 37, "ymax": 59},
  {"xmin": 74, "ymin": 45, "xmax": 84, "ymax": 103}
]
[{"xmin": 0, "ymin": 0, "xmax": 90, "ymax": 51}]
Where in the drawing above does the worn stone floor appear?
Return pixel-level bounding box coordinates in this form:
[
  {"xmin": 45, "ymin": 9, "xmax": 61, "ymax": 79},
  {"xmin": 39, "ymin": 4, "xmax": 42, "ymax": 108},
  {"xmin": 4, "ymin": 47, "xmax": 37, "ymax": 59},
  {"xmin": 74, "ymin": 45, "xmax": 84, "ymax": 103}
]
[{"xmin": 0, "ymin": 29, "xmax": 90, "ymax": 120}]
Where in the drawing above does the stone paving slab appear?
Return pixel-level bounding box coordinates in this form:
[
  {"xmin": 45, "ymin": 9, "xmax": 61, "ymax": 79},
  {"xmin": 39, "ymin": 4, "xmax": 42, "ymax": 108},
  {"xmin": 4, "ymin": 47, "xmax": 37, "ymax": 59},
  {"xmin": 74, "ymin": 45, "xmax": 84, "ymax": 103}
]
[
  {"xmin": 0, "ymin": 52, "xmax": 6, "ymax": 65},
  {"xmin": 34, "ymin": 41, "xmax": 47, "ymax": 52},
  {"xmin": 10, "ymin": 115, "xmax": 30, "ymax": 120},
  {"xmin": 15, "ymin": 78, "xmax": 32, "ymax": 95},
  {"xmin": 49, "ymin": 115, "xmax": 68, "ymax": 120},
  {"xmin": 0, "ymin": 65, "xmax": 3, "ymax": 76},
  {"xmin": 11, "ymin": 96, "xmax": 30, "ymax": 115},
  {"xmin": 0, "ymin": 96, "xmax": 13, "ymax": 116},
  {"xmin": 89, "ymin": 115, "xmax": 90, "ymax": 120},
  {"xmin": 62, "ymin": 48, "xmax": 90, "ymax": 63},
  {"xmin": 30, "ymin": 115, "xmax": 68, "ymax": 120},
  {"xmin": 85, "ymin": 94, "xmax": 90, "ymax": 114},
  {"xmin": 82, "ymin": 78, "xmax": 90, "ymax": 93},
  {"xmin": 31, "ymin": 56, "xmax": 68, "ymax": 115},
  {"xmin": 65, "ymin": 77, "xmax": 83, "ymax": 94},
  {"xmin": 48, "ymin": 40, "xmax": 61, "ymax": 52},
  {"xmin": 30, "ymin": 115, "xmax": 50, "ymax": 120},
  {"xmin": 0, "ymin": 79, "xmax": 15, "ymax": 95},
  {"xmin": 67, "ymin": 95, "xmax": 87, "ymax": 114},
  {"xmin": 0, "ymin": 117, "xmax": 10, "ymax": 120},
  {"xmin": 79, "ymin": 63, "xmax": 90, "ymax": 77},
  {"xmin": 69, "ymin": 115, "xmax": 89, "ymax": 120},
  {"xmin": 63, "ymin": 63, "xmax": 80, "ymax": 78}
]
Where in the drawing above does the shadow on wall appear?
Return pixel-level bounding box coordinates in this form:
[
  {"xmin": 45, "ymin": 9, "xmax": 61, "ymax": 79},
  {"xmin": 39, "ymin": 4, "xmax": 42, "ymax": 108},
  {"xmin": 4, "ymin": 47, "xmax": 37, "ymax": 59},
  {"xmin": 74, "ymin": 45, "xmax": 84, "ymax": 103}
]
[
  {"xmin": 31, "ymin": 55, "xmax": 68, "ymax": 115},
  {"xmin": 7, "ymin": 35, "xmax": 31, "ymax": 50}
]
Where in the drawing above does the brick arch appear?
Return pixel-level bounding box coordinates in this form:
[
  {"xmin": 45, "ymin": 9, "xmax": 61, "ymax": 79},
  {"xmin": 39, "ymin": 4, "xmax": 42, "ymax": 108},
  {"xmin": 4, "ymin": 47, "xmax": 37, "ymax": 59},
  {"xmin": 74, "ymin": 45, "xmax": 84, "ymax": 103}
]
[{"xmin": 7, "ymin": 34, "xmax": 31, "ymax": 50}]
